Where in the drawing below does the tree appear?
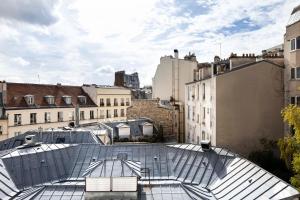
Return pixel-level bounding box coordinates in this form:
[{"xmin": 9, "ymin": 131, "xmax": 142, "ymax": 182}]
[{"xmin": 279, "ymin": 104, "xmax": 300, "ymax": 189}]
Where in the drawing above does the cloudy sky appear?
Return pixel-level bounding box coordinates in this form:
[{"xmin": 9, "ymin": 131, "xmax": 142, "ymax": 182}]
[{"xmin": 0, "ymin": 0, "xmax": 298, "ymax": 86}]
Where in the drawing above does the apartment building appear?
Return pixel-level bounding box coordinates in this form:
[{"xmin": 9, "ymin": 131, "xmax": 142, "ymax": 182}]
[
  {"xmin": 82, "ymin": 85, "xmax": 131, "ymax": 121},
  {"xmin": 284, "ymin": 5, "xmax": 300, "ymax": 107},
  {"xmin": 152, "ymin": 49, "xmax": 198, "ymax": 102},
  {"xmin": 0, "ymin": 82, "xmax": 98, "ymax": 140},
  {"xmin": 185, "ymin": 54, "xmax": 284, "ymax": 156}
]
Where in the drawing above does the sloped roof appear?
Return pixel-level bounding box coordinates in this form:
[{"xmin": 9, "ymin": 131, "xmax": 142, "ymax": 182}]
[
  {"xmin": 287, "ymin": 4, "xmax": 300, "ymax": 26},
  {"xmin": 0, "ymin": 130, "xmax": 102, "ymax": 150},
  {"xmin": 5, "ymin": 82, "xmax": 97, "ymax": 109},
  {"xmin": 0, "ymin": 143, "xmax": 298, "ymax": 199}
]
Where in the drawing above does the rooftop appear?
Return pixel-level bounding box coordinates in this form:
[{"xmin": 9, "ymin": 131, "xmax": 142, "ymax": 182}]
[
  {"xmin": 287, "ymin": 4, "xmax": 300, "ymax": 26},
  {"xmin": 0, "ymin": 143, "xmax": 298, "ymax": 199},
  {"xmin": 4, "ymin": 82, "xmax": 97, "ymax": 109}
]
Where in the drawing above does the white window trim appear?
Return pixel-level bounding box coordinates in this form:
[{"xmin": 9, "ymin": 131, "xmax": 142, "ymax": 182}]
[{"xmin": 290, "ymin": 37, "xmax": 300, "ymax": 52}]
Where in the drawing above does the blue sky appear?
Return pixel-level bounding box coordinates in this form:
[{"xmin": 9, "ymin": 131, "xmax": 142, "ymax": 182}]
[{"xmin": 0, "ymin": 0, "xmax": 298, "ymax": 86}]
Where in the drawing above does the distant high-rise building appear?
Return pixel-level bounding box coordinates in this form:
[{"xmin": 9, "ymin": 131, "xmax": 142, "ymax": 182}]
[{"xmin": 114, "ymin": 71, "xmax": 140, "ymax": 89}]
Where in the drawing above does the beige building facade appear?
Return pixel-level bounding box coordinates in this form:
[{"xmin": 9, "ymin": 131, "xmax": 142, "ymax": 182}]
[
  {"xmin": 0, "ymin": 82, "xmax": 132, "ymax": 141},
  {"xmin": 83, "ymin": 85, "xmax": 131, "ymax": 121},
  {"xmin": 186, "ymin": 57, "xmax": 284, "ymax": 156},
  {"xmin": 152, "ymin": 50, "xmax": 198, "ymax": 102},
  {"xmin": 284, "ymin": 5, "xmax": 300, "ymax": 112}
]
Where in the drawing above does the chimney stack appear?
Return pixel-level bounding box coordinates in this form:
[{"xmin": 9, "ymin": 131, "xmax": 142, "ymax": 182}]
[{"xmin": 174, "ymin": 49, "xmax": 178, "ymax": 59}]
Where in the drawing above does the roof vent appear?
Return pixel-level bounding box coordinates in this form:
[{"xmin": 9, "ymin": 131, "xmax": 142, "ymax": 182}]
[
  {"xmin": 201, "ymin": 140, "xmax": 211, "ymax": 151},
  {"xmin": 17, "ymin": 135, "xmax": 42, "ymax": 149}
]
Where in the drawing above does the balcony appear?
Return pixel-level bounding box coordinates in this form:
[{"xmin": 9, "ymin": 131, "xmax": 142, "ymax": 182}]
[
  {"xmin": 106, "ymin": 103, "xmax": 111, "ymax": 107},
  {"xmin": 121, "ymin": 103, "xmax": 125, "ymax": 106},
  {"xmin": 126, "ymin": 102, "xmax": 130, "ymax": 106},
  {"xmin": 114, "ymin": 103, "xmax": 118, "ymax": 106},
  {"xmin": 100, "ymin": 103, "xmax": 105, "ymax": 107}
]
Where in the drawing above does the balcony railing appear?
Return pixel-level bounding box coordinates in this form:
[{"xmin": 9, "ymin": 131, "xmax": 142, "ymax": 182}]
[
  {"xmin": 100, "ymin": 103, "xmax": 105, "ymax": 107},
  {"xmin": 126, "ymin": 102, "xmax": 130, "ymax": 106}
]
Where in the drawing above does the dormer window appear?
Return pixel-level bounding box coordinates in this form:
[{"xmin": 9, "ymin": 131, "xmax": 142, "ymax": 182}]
[
  {"xmin": 78, "ymin": 95, "xmax": 87, "ymax": 104},
  {"xmin": 24, "ymin": 95, "xmax": 34, "ymax": 105},
  {"xmin": 45, "ymin": 95, "xmax": 55, "ymax": 105},
  {"xmin": 62, "ymin": 96, "xmax": 72, "ymax": 105}
]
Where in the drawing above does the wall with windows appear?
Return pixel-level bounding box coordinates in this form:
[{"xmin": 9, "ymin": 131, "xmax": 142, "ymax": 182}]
[
  {"xmin": 4, "ymin": 107, "xmax": 99, "ymax": 138},
  {"xmin": 185, "ymin": 77, "xmax": 216, "ymax": 145},
  {"xmin": 96, "ymin": 87, "xmax": 131, "ymax": 121}
]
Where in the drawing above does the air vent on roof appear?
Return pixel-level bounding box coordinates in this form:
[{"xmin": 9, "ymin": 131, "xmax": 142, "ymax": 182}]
[
  {"xmin": 17, "ymin": 135, "xmax": 42, "ymax": 149},
  {"xmin": 201, "ymin": 140, "xmax": 211, "ymax": 151}
]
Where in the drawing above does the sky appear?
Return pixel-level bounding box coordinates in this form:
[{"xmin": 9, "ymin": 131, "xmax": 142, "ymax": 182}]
[{"xmin": 0, "ymin": 0, "xmax": 298, "ymax": 87}]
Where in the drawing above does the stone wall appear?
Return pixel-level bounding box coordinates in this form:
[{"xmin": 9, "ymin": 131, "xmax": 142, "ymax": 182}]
[{"xmin": 127, "ymin": 99, "xmax": 178, "ymax": 141}]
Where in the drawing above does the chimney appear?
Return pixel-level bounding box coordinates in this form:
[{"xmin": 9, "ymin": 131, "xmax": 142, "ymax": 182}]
[{"xmin": 174, "ymin": 49, "xmax": 178, "ymax": 59}]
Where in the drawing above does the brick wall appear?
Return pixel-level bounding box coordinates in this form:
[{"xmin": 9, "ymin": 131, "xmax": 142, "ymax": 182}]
[{"xmin": 127, "ymin": 99, "xmax": 178, "ymax": 141}]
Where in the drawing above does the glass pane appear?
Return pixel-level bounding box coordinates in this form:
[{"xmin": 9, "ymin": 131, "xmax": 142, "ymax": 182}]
[
  {"xmin": 296, "ymin": 67, "xmax": 300, "ymax": 78},
  {"xmin": 291, "ymin": 68, "xmax": 295, "ymax": 79}
]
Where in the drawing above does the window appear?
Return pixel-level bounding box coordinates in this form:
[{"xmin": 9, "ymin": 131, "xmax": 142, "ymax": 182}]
[
  {"xmin": 24, "ymin": 95, "xmax": 34, "ymax": 105},
  {"xmin": 202, "ymin": 83, "xmax": 205, "ymax": 100},
  {"xmin": 192, "ymin": 106, "xmax": 195, "ymax": 121},
  {"xmin": 291, "ymin": 96, "xmax": 300, "ymax": 106},
  {"xmin": 0, "ymin": 126, "xmax": 2, "ymax": 135},
  {"xmin": 100, "ymin": 98, "xmax": 104, "ymax": 107},
  {"xmin": 291, "ymin": 38, "xmax": 296, "ymax": 51},
  {"xmin": 297, "ymin": 68, "xmax": 300, "ymax": 79},
  {"xmin": 106, "ymin": 98, "xmax": 111, "ymax": 106},
  {"xmin": 202, "ymin": 131, "xmax": 205, "ymax": 140},
  {"xmin": 126, "ymin": 98, "xmax": 130, "ymax": 106},
  {"xmin": 14, "ymin": 114, "xmax": 22, "ymax": 126},
  {"xmin": 291, "ymin": 37, "xmax": 300, "ymax": 51},
  {"xmin": 63, "ymin": 96, "xmax": 72, "ymax": 105},
  {"xmin": 114, "ymin": 109, "xmax": 118, "ymax": 117},
  {"xmin": 197, "ymin": 114, "xmax": 199, "ymax": 123},
  {"xmin": 291, "ymin": 96, "xmax": 296, "ymax": 105},
  {"xmin": 45, "ymin": 95, "xmax": 55, "ymax": 105},
  {"xmin": 45, "ymin": 112, "xmax": 51, "ymax": 123},
  {"xmin": 107, "ymin": 110, "xmax": 111, "ymax": 118},
  {"xmin": 291, "ymin": 68, "xmax": 295, "ymax": 79},
  {"xmin": 30, "ymin": 113, "xmax": 37, "ymax": 124},
  {"xmin": 187, "ymin": 106, "xmax": 190, "ymax": 120},
  {"xmin": 121, "ymin": 98, "xmax": 125, "ymax": 106},
  {"xmin": 114, "ymin": 98, "xmax": 118, "ymax": 106},
  {"xmin": 78, "ymin": 96, "xmax": 87, "ymax": 104},
  {"xmin": 121, "ymin": 109, "xmax": 125, "ymax": 117},
  {"xmin": 80, "ymin": 111, "xmax": 85, "ymax": 120},
  {"xmin": 197, "ymin": 85, "xmax": 199, "ymax": 100},
  {"xmin": 100, "ymin": 110, "xmax": 105, "ymax": 119},
  {"xmin": 90, "ymin": 110, "xmax": 94, "ymax": 119},
  {"xmin": 58, "ymin": 112, "xmax": 63, "ymax": 122},
  {"xmin": 297, "ymin": 97, "xmax": 300, "ymax": 106},
  {"xmin": 203, "ymin": 107, "xmax": 206, "ymax": 119}
]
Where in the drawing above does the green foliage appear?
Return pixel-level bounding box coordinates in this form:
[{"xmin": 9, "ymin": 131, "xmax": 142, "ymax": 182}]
[{"xmin": 279, "ymin": 104, "xmax": 300, "ymax": 189}]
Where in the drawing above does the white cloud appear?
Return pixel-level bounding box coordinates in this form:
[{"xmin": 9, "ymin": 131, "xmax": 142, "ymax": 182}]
[{"xmin": 0, "ymin": 0, "xmax": 298, "ymax": 86}]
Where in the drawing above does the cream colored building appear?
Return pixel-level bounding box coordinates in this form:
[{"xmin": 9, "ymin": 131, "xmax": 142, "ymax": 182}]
[
  {"xmin": 152, "ymin": 49, "xmax": 198, "ymax": 102},
  {"xmin": 185, "ymin": 55, "xmax": 284, "ymax": 156},
  {"xmin": 0, "ymin": 82, "xmax": 132, "ymax": 141},
  {"xmin": 82, "ymin": 85, "xmax": 131, "ymax": 121},
  {"xmin": 284, "ymin": 5, "xmax": 300, "ymax": 109},
  {"xmin": 152, "ymin": 50, "xmax": 198, "ymax": 142}
]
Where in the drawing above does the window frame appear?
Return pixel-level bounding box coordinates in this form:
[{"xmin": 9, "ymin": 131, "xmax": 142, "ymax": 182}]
[
  {"xmin": 44, "ymin": 112, "xmax": 51, "ymax": 123},
  {"xmin": 30, "ymin": 113, "xmax": 37, "ymax": 124},
  {"xmin": 58, "ymin": 112, "xmax": 63, "ymax": 122},
  {"xmin": 14, "ymin": 114, "xmax": 22, "ymax": 126}
]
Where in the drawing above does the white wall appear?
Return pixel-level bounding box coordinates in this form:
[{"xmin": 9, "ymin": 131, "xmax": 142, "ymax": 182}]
[
  {"xmin": 118, "ymin": 127, "xmax": 130, "ymax": 138},
  {"xmin": 143, "ymin": 124, "xmax": 153, "ymax": 136}
]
